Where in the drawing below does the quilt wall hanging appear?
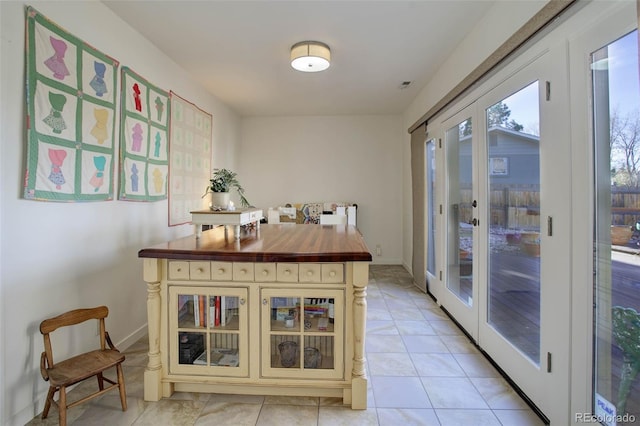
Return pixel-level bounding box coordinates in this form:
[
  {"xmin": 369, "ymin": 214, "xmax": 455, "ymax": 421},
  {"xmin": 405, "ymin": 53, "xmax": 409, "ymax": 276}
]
[
  {"xmin": 118, "ymin": 67, "xmax": 170, "ymax": 201},
  {"xmin": 168, "ymin": 91, "xmax": 212, "ymax": 226},
  {"xmin": 24, "ymin": 6, "xmax": 119, "ymax": 201}
]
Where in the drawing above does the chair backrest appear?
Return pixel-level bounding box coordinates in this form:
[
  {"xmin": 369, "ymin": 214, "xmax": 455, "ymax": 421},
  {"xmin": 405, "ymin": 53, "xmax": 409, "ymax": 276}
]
[
  {"xmin": 320, "ymin": 214, "xmax": 347, "ymax": 225},
  {"xmin": 40, "ymin": 306, "xmax": 109, "ymax": 368}
]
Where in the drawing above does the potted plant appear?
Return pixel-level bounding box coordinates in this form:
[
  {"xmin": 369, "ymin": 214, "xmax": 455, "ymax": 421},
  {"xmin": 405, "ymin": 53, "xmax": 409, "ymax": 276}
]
[{"xmin": 203, "ymin": 168, "xmax": 250, "ymax": 209}]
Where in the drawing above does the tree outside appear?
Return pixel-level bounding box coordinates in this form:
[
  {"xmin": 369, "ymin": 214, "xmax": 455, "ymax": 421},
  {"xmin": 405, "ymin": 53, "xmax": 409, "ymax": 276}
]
[
  {"xmin": 610, "ymin": 108, "xmax": 640, "ymax": 187},
  {"xmin": 460, "ymin": 101, "xmax": 524, "ymax": 137}
]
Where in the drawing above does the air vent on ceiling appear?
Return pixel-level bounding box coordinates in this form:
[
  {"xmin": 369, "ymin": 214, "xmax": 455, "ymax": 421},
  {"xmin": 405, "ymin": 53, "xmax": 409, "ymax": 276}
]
[{"xmin": 399, "ymin": 81, "xmax": 412, "ymax": 89}]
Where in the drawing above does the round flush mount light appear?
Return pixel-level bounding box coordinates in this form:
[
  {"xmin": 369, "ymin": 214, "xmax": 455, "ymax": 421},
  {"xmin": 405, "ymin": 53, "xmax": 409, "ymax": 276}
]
[{"xmin": 290, "ymin": 41, "xmax": 331, "ymax": 72}]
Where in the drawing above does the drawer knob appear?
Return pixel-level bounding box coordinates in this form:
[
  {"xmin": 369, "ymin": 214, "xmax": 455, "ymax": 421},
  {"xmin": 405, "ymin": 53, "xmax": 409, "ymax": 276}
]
[
  {"xmin": 197, "ymin": 268, "xmax": 204, "ymax": 273},
  {"xmin": 240, "ymin": 298, "xmax": 246, "ymax": 305},
  {"xmin": 261, "ymin": 270, "xmax": 268, "ymax": 276},
  {"xmin": 307, "ymin": 270, "xmax": 313, "ymax": 276},
  {"xmin": 284, "ymin": 269, "xmax": 291, "ymax": 276},
  {"xmin": 262, "ymin": 298, "xmax": 268, "ymax": 305},
  {"xmin": 240, "ymin": 269, "xmax": 247, "ymax": 275},
  {"xmin": 218, "ymin": 268, "xmax": 225, "ymax": 275},
  {"xmin": 329, "ymin": 271, "xmax": 336, "ymax": 277},
  {"xmin": 176, "ymin": 268, "xmax": 182, "ymax": 272}
]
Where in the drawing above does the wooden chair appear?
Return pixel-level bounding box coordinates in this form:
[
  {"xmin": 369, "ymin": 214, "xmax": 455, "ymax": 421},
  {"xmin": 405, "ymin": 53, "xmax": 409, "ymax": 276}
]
[{"xmin": 39, "ymin": 306, "xmax": 127, "ymax": 425}]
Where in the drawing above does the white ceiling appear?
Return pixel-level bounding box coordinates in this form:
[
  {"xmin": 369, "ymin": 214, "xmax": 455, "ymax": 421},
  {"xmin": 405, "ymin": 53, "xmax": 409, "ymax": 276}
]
[{"xmin": 102, "ymin": 1, "xmax": 496, "ymax": 117}]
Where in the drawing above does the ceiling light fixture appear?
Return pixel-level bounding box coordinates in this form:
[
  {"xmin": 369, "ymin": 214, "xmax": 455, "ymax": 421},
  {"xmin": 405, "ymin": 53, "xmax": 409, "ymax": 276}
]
[{"xmin": 290, "ymin": 41, "xmax": 331, "ymax": 72}]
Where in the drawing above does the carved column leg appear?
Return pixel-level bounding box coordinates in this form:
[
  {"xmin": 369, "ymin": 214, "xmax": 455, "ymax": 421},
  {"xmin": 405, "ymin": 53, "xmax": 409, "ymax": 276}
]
[
  {"xmin": 143, "ymin": 259, "xmax": 163, "ymax": 401},
  {"xmin": 351, "ymin": 262, "xmax": 369, "ymax": 409}
]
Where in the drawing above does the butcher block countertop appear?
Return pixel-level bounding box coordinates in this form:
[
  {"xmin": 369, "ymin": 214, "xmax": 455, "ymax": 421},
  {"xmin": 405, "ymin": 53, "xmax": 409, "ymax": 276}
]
[{"xmin": 138, "ymin": 223, "xmax": 372, "ymax": 263}]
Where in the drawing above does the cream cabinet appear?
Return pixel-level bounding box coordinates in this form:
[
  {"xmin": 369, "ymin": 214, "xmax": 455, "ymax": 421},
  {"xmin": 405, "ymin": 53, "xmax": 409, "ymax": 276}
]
[
  {"xmin": 139, "ymin": 223, "xmax": 371, "ymax": 408},
  {"xmin": 141, "ymin": 257, "xmax": 369, "ymax": 409}
]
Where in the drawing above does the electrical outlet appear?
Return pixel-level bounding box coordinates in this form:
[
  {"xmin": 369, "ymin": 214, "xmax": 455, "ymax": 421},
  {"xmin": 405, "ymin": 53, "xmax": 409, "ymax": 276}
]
[{"xmin": 376, "ymin": 245, "xmax": 382, "ymax": 256}]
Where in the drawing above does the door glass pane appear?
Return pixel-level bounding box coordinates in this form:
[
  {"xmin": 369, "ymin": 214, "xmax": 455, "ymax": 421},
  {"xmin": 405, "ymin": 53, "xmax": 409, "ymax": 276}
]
[
  {"xmin": 203, "ymin": 295, "xmax": 239, "ymax": 367},
  {"xmin": 177, "ymin": 293, "xmax": 207, "ymax": 365},
  {"xmin": 177, "ymin": 293, "xmax": 241, "ymax": 367},
  {"xmin": 592, "ymin": 30, "xmax": 640, "ymax": 421},
  {"xmin": 427, "ymin": 139, "xmax": 437, "ymax": 275},
  {"xmin": 446, "ymin": 118, "xmax": 473, "ymax": 305},
  {"xmin": 486, "ymin": 82, "xmax": 541, "ymax": 365},
  {"xmin": 268, "ymin": 296, "xmax": 336, "ymax": 370}
]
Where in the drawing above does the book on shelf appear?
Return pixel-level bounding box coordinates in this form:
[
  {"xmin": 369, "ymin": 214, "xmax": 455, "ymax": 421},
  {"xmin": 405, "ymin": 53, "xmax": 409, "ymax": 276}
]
[
  {"xmin": 304, "ymin": 301, "xmax": 328, "ymax": 319},
  {"xmin": 275, "ymin": 306, "xmax": 298, "ymax": 321},
  {"xmin": 304, "ymin": 306, "xmax": 327, "ymax": 317},
  {"xmin": 193, "ymin": 348, "xmax": 239, "ymax": 367},
  {"xmin": 199, "ymin": 295, "xmax": 206, "ymax": 327},
  {"xmin": 215, "ymin": 296, "xmax": 221, "ymax": 326},
  {"xmin": 209, "ymin": 296, "xmax": 235, "ymax": 328},
  {"xmin": 225, "ymin": 297, "xmax": 236, "ymax": 325},
  {"xmin": 271, "ymin": 297, "xmax": 299, "ymax": 319},
  {"xmin": 178, "ymin": 296, "xmax": 192, "ymax": 325},
  {"xmin": 193, "ymin": 295, "xmax": 200, "ymax": 327},
  {"xmin": 220, "ymin": 296, "xmax": 227, "ymax": 326}
]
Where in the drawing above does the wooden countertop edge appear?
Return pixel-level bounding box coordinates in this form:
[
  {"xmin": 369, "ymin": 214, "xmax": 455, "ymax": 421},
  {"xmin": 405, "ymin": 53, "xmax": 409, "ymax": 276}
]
[{"xmin": 137, "ymin": 249, "xmax": 373, "ymax": 263}]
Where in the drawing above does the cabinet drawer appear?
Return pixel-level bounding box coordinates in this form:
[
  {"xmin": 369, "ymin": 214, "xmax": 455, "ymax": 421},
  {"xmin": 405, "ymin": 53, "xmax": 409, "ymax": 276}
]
[
  {"xmin": 276, "ymin": 263, "xmax": 299, "ymax": 282},
  {"xmin": 322, "ymin": 264, "xmax": 344, "ymax": 283},
  {"xmin": 211, "ymin": 262, "xmax": 233, "ymax": 281},
  {"xmin": 168, "ymin": 261, "xmax": 190, "ymax": 280},
  {"xmin": 299, "ymin": 264, "xmax": 321, "ymax": 283},
  {"xmin": 189, "ymin": 261, "xmax": 211, "ymax": 280},
  {"xmin": 233, "ymin": 263, "xmax": 254, "ymax": 281},
  {"xmin": 254, "ymin": 263, "xmax": 276, "ymax": 282}
]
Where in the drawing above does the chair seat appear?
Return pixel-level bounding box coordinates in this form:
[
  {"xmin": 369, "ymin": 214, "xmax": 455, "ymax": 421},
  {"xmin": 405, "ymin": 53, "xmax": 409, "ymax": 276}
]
[{"xmin": 46, "ymin": 349, "xmax": 124, "ymax": 387}]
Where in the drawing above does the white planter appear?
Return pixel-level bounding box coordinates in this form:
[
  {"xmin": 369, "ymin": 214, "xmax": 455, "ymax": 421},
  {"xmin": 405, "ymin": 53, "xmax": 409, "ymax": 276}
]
[{"xmin": 210, "ymin": 192, "xmax": 230, "ymax": 210}]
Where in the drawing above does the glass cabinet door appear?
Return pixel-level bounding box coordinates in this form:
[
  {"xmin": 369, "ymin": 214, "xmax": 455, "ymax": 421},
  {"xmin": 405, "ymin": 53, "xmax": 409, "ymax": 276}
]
[
  {"xmin": 170, "ymin": 286, "xmax": 248, "ymax": 376},
  {"xmin": 262, "ymin": 289, "xmax": 343, "ymax": 379}
]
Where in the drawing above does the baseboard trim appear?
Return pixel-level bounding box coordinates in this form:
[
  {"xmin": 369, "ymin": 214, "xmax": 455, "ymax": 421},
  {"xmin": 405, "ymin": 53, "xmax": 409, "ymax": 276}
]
[
  {"xmin": 438, "ymin": 306, "xmax": 550, "ymax": 425},
  {"xmin": 116, "ymin": 323, "xmax": 148, "ymax": 351}
]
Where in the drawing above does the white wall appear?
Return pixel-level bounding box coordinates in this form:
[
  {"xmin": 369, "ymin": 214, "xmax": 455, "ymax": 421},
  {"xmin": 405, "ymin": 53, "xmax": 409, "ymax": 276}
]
[
  {"xmin": 240, "ymin": 115, "xmax": 403, "ymax": 264},
  {"xmin": 0, "ymin": 2, "xmax": 240, "ymax": 424},
  {"xmin": 400, "ymin": 1, "xmax": 547, "ymax": 270}
]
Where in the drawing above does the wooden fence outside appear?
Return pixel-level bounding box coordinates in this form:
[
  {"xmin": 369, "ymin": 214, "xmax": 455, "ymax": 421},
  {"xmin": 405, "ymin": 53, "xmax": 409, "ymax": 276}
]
[
  {"xmin": 458, "ymin": 186, "xmax": 539, "ymax": 230},
  {"xmin": 611, "ymin": 187, "xmax": 640, "ymax": 225},
  {"xmin": 458, "ymin": 186, "xmax": 640, "ymax": 228}
]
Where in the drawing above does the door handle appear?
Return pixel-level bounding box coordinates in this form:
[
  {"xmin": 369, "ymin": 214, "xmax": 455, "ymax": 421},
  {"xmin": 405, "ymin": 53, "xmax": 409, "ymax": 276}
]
[
  {"xmin": 472, "ymin": 200, "xmax": 477, "ymax": 208},
  {"xmin": 472, "ymin": 218, "xmax": 479, "ymax": 226}
]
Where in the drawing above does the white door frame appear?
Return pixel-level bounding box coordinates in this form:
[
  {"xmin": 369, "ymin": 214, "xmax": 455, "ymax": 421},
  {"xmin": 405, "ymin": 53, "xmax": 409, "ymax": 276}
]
[
  {"xmin": 567, "ymin": 2, "xmax": 639, "ymax": 421},
  {"xmin": 439, "ymin": 104, "xmax": 482, "ymax": 341},
  {"xmin": 431, "ymin": 44, "xmax": 572, "ymax": 425}
]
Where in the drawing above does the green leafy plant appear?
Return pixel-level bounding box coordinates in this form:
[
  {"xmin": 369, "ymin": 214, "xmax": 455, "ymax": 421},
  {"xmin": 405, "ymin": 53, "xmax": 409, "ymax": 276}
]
[{"xmin": 203, "ymin": 168, "xmax": 250, "ymax": 207}]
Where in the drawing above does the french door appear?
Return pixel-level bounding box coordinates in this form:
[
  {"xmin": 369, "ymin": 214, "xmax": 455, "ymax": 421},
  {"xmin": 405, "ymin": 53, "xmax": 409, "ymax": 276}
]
[
  {"xmin": 441, "ymin": 106, "xmax": 479, "ymax": 337},
  {"xmin": 439, "ymin": 48, "xmax": 571, "ymax": 422}
]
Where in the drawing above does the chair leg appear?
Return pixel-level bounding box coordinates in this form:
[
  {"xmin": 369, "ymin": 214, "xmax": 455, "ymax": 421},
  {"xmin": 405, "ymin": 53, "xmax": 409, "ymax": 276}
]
[
  {"xmin": 116, "ymin": 364, "xmax": 127, "ymax": 411},
  {"xmin": 58, "ymin": 385, "xmax": 67, "ymax": 426},
  {"xmin": 41, "ymin": 386, "xmax": 56, "ymax": 419},
  {"xmin": 97, "ymin": 372, "xmax": 105, "ymax": 390}
]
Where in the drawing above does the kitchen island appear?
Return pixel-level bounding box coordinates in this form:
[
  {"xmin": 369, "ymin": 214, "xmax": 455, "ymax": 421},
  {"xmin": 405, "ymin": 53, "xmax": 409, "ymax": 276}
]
[{"xmin": 138, "ymin": 224, "xmax": 372, "ymax": 409}]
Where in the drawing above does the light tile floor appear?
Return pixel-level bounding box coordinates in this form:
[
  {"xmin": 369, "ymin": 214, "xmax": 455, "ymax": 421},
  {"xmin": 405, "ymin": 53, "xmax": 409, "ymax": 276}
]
[{"xmin": 27, "ymin": 265, "xmax": 545, "ymax": 425}]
